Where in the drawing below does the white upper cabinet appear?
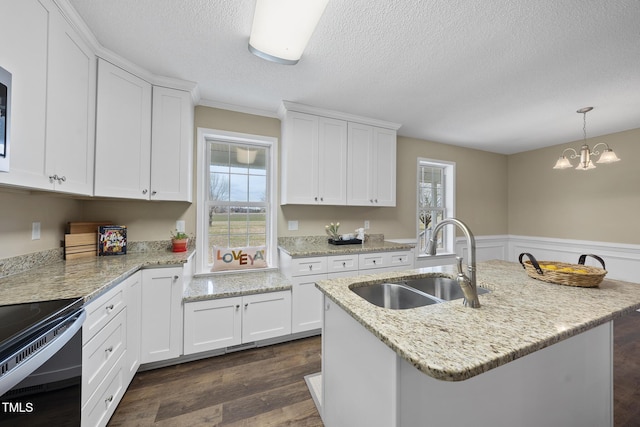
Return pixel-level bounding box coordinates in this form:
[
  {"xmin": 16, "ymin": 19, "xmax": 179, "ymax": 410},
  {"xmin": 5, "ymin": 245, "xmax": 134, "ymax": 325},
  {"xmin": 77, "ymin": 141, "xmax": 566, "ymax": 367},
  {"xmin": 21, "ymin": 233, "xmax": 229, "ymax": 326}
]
[
  {"xmin": 150, "ymin": 86, "xmax": 193, "ymax": 202},
  {"xmin": 347, "ymin": 124, "xmax": 397, "ymax": 206},
  {"xmin": 94, "ymin": 60, "xmax": 194, "ymax": 201},
  {"xmin": 279, "ymin": 102, "xmax": 399, "ymax": 207},
  {"xmin": 0, "ymin": 0, "xmax": 95, "ymax": 195},
  {"xmin": 45, "ymin": 5, "xmax": 96, "ymax": 195},
  {"xmin": 94, "ymin": 59, "xmax": 152, "ymax": 199},
  {"xmin": 280, "ymin": 110, "xmax": 347, "ymax": 205}
]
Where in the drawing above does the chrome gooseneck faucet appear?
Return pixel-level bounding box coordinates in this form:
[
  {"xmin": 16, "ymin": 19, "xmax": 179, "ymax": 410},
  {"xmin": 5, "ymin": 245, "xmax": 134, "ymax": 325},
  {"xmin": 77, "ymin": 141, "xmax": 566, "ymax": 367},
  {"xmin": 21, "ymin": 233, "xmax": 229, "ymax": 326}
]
[{"xmin": 426, "ymin": 218, "xmax": 481, "ymax": 308}]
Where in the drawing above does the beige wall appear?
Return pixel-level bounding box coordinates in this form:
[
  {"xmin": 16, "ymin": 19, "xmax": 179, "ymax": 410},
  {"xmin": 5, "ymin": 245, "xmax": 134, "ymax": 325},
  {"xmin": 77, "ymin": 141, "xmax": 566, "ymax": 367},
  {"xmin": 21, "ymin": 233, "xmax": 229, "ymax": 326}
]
[
  {"xmin": 508, "ymin": 127, "xmax": 640, "ymax": 244},
  {"xmin": 0, "ymin": 188, "xmax": 82, "ymax": 258}
]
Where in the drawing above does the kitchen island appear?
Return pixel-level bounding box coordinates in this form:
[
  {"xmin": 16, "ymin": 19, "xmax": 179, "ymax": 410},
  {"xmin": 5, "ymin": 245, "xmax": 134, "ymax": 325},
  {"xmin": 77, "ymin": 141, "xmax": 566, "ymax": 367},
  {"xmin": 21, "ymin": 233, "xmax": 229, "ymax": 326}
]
[{"xmin": 316, "ymin": 260, "xmax": 640, "ymax": 427}]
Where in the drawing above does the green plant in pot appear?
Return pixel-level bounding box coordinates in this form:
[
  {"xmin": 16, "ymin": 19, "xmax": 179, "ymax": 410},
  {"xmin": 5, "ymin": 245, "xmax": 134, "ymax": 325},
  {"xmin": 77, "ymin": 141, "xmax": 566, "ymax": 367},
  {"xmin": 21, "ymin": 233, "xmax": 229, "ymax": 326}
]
[{"xmin": 170, "ymin": 229, "xmax": 190, "ymax": 253}]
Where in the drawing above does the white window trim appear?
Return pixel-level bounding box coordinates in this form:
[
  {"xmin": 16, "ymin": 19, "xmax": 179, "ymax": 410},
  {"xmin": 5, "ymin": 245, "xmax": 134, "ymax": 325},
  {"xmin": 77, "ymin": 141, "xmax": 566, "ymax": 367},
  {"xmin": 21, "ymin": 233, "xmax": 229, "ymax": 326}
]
[
  {"xmin": 195, "ymin": 127, "xmax": 278, "ymax": 275},
  {"xmin": 416, "ymin": 157, "xmax": 456, "ymax": 257}
]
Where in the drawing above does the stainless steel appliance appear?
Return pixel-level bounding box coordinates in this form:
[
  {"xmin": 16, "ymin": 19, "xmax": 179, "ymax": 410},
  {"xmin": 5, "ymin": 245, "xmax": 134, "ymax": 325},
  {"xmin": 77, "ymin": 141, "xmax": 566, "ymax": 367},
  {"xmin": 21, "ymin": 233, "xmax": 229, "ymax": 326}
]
[
  {"xmin": 0, "ymin": 298, "xmax": 85, "ymax": 426},
  {"xmin": 0, "ymin": 65, "xmax": 11, "ymax": 173}
]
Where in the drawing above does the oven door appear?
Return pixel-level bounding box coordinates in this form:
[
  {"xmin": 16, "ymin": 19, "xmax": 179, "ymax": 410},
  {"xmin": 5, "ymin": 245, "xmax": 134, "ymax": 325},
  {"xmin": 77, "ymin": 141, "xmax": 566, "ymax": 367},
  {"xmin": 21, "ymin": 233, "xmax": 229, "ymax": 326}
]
[{"xmin": 0, "ymin": 308, "xmax": 85, "ymax": 426}]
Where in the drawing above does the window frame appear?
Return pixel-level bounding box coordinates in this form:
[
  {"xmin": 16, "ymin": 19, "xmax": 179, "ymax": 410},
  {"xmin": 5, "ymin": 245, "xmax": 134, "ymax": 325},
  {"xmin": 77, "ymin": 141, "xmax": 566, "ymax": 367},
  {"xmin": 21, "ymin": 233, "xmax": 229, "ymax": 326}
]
[
  {"xmin": 416, "ymin": 157, "xmax": 456, "ymax": 256},
  {"xmin": 196, "ymin": 128, "xmax": 278, "ymax": 274}
]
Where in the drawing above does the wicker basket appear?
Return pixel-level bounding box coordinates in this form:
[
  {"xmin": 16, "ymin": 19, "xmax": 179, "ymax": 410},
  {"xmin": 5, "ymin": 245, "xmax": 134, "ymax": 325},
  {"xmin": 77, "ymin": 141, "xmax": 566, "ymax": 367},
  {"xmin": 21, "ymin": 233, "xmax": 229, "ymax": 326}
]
[{"xmin": 518, "ymin": 253, "xmax": 607, "ymax": 288}]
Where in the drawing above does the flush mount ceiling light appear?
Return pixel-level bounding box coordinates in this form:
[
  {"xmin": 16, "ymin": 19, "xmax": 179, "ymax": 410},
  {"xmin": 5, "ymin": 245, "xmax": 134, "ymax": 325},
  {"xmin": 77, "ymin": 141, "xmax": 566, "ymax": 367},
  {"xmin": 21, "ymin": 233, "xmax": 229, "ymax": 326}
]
[
  {"xmin": 553, "ymin": 107, "xmax": 621, "ymax": 171},
  {"xmin": 248, "ymin": 0, "xmax": 329, "ymax": 65}
]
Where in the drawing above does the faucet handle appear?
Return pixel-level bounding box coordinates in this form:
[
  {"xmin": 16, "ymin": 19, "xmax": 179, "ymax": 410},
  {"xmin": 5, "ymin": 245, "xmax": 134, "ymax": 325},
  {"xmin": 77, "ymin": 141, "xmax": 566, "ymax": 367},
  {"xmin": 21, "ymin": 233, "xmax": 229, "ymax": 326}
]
[{"xmin": 456, "ymin": 256, "xmax": 464, "ymax": 275}]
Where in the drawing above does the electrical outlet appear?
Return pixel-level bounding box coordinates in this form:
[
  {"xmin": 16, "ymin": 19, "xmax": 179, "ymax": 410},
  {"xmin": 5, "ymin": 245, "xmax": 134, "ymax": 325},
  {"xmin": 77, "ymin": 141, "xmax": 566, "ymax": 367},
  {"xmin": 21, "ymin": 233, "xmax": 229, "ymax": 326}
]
[
  {"xmin": 176, "ymin": 220, "xmax": 185, "ymax": 233},
  {"xmin": 32, "ymin": 222, "xmax": 41, "ymax": 240},
  {"xmin": 364, "ymin": 220, "xmax": 370, "ymax": 230},
  {"xmin": 288, "ymin": 220, "xmax": 299, "ymax": 231}
]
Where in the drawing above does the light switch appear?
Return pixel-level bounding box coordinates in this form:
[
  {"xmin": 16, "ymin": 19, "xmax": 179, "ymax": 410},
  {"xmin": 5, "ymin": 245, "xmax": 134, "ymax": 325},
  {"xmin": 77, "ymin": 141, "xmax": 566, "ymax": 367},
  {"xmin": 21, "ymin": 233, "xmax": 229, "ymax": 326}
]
[{"xmin": 288, "ymin": 220, "xmax": 299, "ymax": 231}]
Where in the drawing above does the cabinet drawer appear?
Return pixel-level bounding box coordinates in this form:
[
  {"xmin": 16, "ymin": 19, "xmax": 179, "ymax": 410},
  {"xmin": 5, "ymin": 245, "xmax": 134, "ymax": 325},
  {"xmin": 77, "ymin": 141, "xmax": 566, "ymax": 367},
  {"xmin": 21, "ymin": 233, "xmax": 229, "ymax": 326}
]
[
  {"xmin": 82, "ymin": 308, "xmax": 126, "ymax": 404},
  {"xmin": 290, "ymin": 257, "xmax": 328, "ymax": 275},
  {"xmin": 82, "ymin": 353, "xmax": 126, "ymax": 427},
  {"xmin": 83, "ymin": 284, "xmax": 125, "ymax": 345},
  {"xmin": 327, "ymin": 254, "xmax": 358, "ymax": 274},
  {"xmin": 388, "ymin": 251, "xmax": 413, "ymax": 268},
  {"xmin": 358, "ymin": 253, "xmax": 386, "ymax": 270}
]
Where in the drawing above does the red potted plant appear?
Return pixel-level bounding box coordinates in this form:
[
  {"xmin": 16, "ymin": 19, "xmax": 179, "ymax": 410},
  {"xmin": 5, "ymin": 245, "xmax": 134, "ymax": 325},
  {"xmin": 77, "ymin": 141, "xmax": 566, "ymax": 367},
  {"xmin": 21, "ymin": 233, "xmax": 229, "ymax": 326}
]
[{"xmin": 170, "ymin": 230, "xmax": 190, "ymax": 252}]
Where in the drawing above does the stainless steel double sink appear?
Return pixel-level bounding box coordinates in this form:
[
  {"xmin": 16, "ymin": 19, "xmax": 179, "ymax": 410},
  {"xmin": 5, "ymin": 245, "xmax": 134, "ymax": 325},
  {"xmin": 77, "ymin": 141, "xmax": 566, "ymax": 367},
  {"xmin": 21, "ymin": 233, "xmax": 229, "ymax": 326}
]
[{"xmin": 351, "ymin": 276, "xmax": 490, "ymax": 309}]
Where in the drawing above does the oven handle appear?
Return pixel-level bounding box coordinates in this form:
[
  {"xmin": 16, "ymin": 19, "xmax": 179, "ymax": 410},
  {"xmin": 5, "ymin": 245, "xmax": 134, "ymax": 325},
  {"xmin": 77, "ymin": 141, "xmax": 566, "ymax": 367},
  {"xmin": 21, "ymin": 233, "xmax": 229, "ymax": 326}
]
[{"xmin": 0, "ymin": 309, "xmax": 86, "ymax": 396}]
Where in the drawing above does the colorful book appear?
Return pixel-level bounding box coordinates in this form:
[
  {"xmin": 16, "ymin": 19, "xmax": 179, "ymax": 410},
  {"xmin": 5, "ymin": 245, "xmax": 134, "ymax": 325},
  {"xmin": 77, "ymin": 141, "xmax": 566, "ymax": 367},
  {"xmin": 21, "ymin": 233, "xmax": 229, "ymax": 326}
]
[{"xmin": 98, "ymin": 225, "xmax": 127, "ymax": 256}]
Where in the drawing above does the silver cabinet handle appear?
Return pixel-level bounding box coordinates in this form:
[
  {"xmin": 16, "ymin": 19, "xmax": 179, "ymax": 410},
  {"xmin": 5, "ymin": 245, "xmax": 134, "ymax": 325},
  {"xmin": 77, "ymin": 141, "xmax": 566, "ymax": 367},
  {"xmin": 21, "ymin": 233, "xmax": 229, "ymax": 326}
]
[
  {"xmin": 375, "ymin": 199, "xmax": 378, "ymax": 203},
  {"xmin": 105, "ymin": 395, "xmax": 114, "ymax": 404},
  {"xmin": 151, "ymin": 190, "xmax": 157, "ymax": 196},
  {"xmin": 320, "ymin": 197, "xmax": 324, "ymax": 202},
  {"xmin": 373, "ymin": 259, "xmax": 377, "ymax": 264},
  {"xmin": 342, "ymin": 262, "xmax": 346, "ymax": 267},
  {"xmin": 105, "ymin": 346, "xmax": 113, "ymax": 353},
  {"xmin": 308, "ymin": 265, "xmax": 313, "ymax": 271},
  {"xmin": 142, "ymin": 189, "xmax": 148, "ymax": 194},
  {"xmin": 49, "ymin": 174, "xmax": 58, "ymax": 183},
  {"xmin": 245, "ymin": 303, "xmax": 249, "ymax": 308},
  {"xmin": 173, "ymin": 275, "xmax": 179, "ymax": 281},
  {"xmin": 58, "ymin": 175, "xmax": 66, "ymax": 183},
  {"xmin": 106, "ymin": 304, "xmax": 114, "ymax": 312},
  {"xmin": 370, "ymin": 199, "xmax": 374, "ymax": 203},
  {"xmin": 235, "ymin": 304, "xmax": 240, "ymax": 310}
]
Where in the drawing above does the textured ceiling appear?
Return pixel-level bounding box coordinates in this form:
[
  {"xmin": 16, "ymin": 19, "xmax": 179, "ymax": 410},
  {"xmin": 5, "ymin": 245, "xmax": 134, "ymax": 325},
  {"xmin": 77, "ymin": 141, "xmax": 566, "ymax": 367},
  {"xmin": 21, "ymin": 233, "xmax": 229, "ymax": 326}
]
[{"xmin": 68, "ymin": 0, "xmax": 640, "ymax": 154}]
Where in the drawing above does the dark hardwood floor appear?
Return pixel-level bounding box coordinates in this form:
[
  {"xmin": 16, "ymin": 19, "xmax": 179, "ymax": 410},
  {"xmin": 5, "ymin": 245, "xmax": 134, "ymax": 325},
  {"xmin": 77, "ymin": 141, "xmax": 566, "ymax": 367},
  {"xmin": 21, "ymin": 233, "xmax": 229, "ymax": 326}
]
[
  {"xmin": 614, "ymin": 310, "xmax": 640, "ymax": 427},
  {"xmin": 108, "ymin": 337, "xmax": 323, "ymax": 426},
  {"xmin": 109, "ymin": 311, "xmax": 640, "ymax": 426}
]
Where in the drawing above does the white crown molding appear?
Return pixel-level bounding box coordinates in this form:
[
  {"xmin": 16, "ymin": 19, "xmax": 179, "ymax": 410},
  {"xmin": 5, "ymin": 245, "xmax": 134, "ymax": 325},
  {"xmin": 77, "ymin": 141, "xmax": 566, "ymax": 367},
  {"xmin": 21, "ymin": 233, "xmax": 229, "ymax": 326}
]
[
  {"xmin": 278, "ymin": 101, "xmax": 402, "ymax": 130},
  {"xmin": 198, "ymin": 99, "xmax": 279, "ymax": 119}
]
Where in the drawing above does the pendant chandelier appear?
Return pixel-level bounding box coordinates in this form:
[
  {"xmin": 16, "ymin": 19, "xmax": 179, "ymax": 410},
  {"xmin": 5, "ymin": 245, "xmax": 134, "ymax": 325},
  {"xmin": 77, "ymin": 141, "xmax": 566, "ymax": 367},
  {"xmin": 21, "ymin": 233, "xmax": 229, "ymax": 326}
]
[{"xmin": 553, "ymin": 107, "xmax": 621, "ymax": 171}]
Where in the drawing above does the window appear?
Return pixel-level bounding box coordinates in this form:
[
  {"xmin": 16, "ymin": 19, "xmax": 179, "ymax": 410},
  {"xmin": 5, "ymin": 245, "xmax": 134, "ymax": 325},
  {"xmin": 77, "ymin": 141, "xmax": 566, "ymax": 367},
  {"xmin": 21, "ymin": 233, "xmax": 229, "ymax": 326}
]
[
  {"xmin": 196, "ymin": 129, "xmax": 277, "ymax": 274},
  {"xmin": 417, "ymin": 158, "xmax": 455, "ymax": 254}
]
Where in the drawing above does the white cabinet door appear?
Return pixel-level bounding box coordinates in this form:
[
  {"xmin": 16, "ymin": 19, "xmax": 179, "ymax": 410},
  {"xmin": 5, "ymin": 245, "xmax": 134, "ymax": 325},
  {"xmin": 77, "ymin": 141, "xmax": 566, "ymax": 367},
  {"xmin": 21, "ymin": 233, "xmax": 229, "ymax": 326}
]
[
  {"xmin": 347, "ymin": 123, "xmax": 397, "ymax": 207},
  {"xmin": 140, "ymin": 267, "xmax": 183, "ymax": 364},
  {"xmin": 373, "ymin": 127, "xmax": 397, "ymax": 206},
  {"xmin": 45, "ymin": 6, "xmax": 96, "ymax": 195},
  {"xmin": 94, "ymin": 59, "xmax": 152, "ymax": 199},
  {"xmin": 347, "ymin": 122, "xmax": 374, "ymax": 206},
  {"xmin": 280, "ymin": 111, "xmax": 318, "ymax": 204},
  {"xmin": 150, "ymin": 86, "xmax": 193, "ymax": 202},
  {"xmin": 242, "ymin": 291, "xmax": 292, "ymax": 342},
  {"xmin": 317, "ymin": 116, "xmax": 347, "ymax": 205},
  {"xmin": 183, "ymin": 297, "xmax": 242, "ymax": 355},
  {"xmin": 0, "ymin": 0, "xmax": 49, "ymax": 188},
  {"xmin": 291, "ymin": 273, "xmax": 326, "ymax": 334},
  {"xmin": 122, "ymin": 272, "xmax": 141, "ymax": 383}
]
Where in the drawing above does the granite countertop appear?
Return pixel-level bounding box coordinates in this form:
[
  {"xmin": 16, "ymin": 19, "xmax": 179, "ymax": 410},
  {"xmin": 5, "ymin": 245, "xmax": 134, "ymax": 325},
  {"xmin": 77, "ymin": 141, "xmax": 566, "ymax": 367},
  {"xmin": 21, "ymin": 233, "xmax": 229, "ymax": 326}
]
[
  {"xmin": 184, "ymin": 270, "xmax": 292, "ymax": 303},
  {"xmin": 316, "ymin": 259, "xmax": 640, "ymax": 382},
  {"xmin": 278, "ymin": 235, "xmax": 415, "ymax": 257},
  {"xmin": 0, "ymin": 249, "xmax": 195, "ymax": 306}
]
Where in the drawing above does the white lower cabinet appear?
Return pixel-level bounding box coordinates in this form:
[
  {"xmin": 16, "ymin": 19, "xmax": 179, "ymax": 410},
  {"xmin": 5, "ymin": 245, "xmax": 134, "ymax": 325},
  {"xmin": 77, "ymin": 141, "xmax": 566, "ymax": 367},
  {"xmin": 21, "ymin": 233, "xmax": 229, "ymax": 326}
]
[
  {"xmin": 291, "ymin": 274, "xmax": 327, "ymax": 334},
  {"xmin": 140, "ymin": 267, "xmax": 183, "ymax": 364},
  {"xmin": 183, "ymin": 291, "xmax": 292, "ymax": 355},
  {"xmin": 82, "ymin": 272, "xmax": 141, "ymax": 427}
]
